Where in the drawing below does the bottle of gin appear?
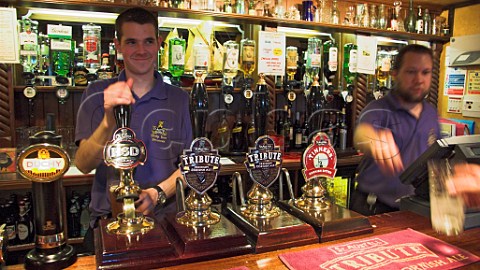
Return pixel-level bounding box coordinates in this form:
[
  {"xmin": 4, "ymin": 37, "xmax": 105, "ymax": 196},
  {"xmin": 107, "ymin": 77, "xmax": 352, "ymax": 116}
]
[
  {"xmin": 18, "ymin": 17, "xmax": 39, "ymax": 74},
  {"xmin": 305, "ymin": 37, "xmax": 322, "ymax": 89},
  {"xmin": 168, "ymin": 36, "xmax": 186, "ymax": 81},
  {"xmin": 343, "ymin": 43, "xmax": 357, "ymax": 101},
  {"xmin": 223, "ymin": 40, "xmax": 239, "ymax": 86}
]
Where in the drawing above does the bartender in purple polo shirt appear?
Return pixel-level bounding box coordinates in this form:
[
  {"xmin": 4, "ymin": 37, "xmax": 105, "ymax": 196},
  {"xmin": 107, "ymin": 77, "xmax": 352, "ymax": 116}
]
[
  {"xmin": 352, "ymin": 44, "xmax": 441, "ymax": 216},
  {"xmin": 74, "ymin": 7, "xmax": 192, "ymax": 253}
]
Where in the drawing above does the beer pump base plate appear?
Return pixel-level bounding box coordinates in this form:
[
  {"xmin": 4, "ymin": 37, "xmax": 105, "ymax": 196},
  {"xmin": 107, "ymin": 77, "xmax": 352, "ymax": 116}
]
[
  {"xmin": 95, "ymin": 218, "xmax": 178, "ymax": 269},
  {"xmin": 224, "ymin": 204, "xmax": 318, "ymax": 253},
  {"xmin": 277, "ymin": 200, "xmax": 373, "ymax": 242},
  {"xmin": 161, "ymin": 204, "xmax": 252, "ymax": 263},
  {"xmin": 25, "ymin": 244, "xmax": 76, "ymax": 270}
]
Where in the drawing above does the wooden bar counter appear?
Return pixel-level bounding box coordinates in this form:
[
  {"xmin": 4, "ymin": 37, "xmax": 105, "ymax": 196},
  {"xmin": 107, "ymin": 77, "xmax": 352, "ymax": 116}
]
[{"xmin": 6, "ymin": 211, "xmax": 479, "ymax": 269}]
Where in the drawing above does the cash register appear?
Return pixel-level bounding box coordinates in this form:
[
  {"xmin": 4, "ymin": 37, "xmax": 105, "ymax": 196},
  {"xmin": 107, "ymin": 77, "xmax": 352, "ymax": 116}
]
[{"xmin": 399, "ymin": 134, "xmax": 480, "ymax": 229}]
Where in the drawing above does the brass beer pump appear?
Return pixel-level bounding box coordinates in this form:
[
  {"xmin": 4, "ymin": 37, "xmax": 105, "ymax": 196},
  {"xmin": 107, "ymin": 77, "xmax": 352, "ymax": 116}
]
[
  {"xmin": 278, "ymin": 132, "xmax": 372, "ymax": 241},
  {"xmin": 103, "ymin": 105, "xmax": 154, "ymax": 235}
]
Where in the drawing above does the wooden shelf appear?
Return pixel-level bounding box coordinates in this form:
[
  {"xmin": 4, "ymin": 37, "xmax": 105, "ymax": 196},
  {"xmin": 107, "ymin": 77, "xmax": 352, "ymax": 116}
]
[{"xmin": 14, "ymin": 0, "xmax": 450, "ymax": 44}]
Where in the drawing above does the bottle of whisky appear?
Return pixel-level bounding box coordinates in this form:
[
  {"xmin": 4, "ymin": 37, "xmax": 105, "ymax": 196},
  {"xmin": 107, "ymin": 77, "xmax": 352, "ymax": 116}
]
[
  {"xmin": 190, "ymin": 71, "xmax": 209, "ymax": 138},
  {"xmin": 231, "ymin": 113, "xmax": 246, "ymax": 153},
  {"xmin": 286, "ymin": 46, "xmax": 298, "ymax": 81},
  {"xmin": 223, "ymin": 40, "xmax": 239, "ymax": 86},
  {"xmin": 168, "ymin": 36, "xmax": 186, "ymax": 81}
]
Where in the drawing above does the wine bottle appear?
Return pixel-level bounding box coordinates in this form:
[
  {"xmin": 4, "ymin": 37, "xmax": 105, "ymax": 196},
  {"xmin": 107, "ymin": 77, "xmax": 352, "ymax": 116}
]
[
  {"xmin": 294, "ymin": 112, "xmax": 303, "ymax": 150},
  {"xmin": 190, "ymin": 72, "xmax": 209, "ymax": 138},
  {"xmin": 404, "ymin": 0, "xmax": 417, "ymax": 33}
]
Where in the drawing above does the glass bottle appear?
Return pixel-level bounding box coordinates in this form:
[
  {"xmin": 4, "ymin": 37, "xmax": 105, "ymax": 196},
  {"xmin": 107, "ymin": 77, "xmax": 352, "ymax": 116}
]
[
  {"xmin": 376, "ymin": 50, "xmax": 391, "ymax": 89},
  {"xmin": 97, "ymin": 53, "xmax": 114, "ymax": 80},
  {"xmin": 216, "ymin": 112, "xmax": 230, "ymax": 153},
  {"xmin": 286, "ymin": 46, "xmax": 298, "ymax": 81},
  {"xmin": 390, "ymin": 7, "xmax": 398, "ymax": 31},
  {"xmin": 369, "ymin": 4, "xmax": 378, "ymax": 29},
  {"xmin": 305, "ymin": 37, "xmax": 322, "ymax": 89},
  {"xmin": 168, "ymin": 36, "xmax": 186, "ymax": 80},
  {"xmin": 223, "ymin": 40, "xmax": 239, "ymax": 86},
  {"xmin": 254, "ymin": 74, "xmax": 269, "ymax": 137},
  {"xmin": 18, "ymin": 17, "xmax": 39, "ymax": 73},
  {"xmin": 415, "ymin": 5, "xmax": 424, "ymax": 34},
  {"xmin": 231, "ymin": 113, "xmax": 246, "ymax": 153},
  {"xmin": 343, "ymin": 43, "xmax": 357, "ymax": 89},
  {"xmin": 404, "ymin": 0, "xmax": 417, "ymax": 33},
  {"xmin": 38, "ymin": 33, "xmax": 50, "ymax": 75},
  {"xmin": 359, "ymin": 3, "xmax": 369, "ymax": 28},
  {"xmin": 394, "ymin": 1, "xmax": 405, "ymax": 31},
  {"xmin": 331, "ymin": 0, "xmax": 339, "ymax": 24},
  {"xmin": 82, "ymin": 23, "xmax": 102, "ymax": 74},
  {"xmin": 51, "ymin": 38, "xmax": 73, "ymax": 78},
  {"xmin": 323, "ymin": 40, "xmax": 338, "ymax": 90},
  {"xmin": 190, "ymin": 71, "xmax": 209, "ymax": 138},
  {"xmin": 17, "ymin": 201, "xmax": 30, "ymax": 245},
  {"xmin": 307, "ymin": 76, "xmax": 325, "ymax": 133},
  {"xmin": 193, "ymin": 42, "xmax": 210, "ymax": 78},
  {"xmin": 240, "ymin": 38, "xmax": 256, "ymax": 78},
  {"xmin": 378, "ymin": 4, "xmax": 387, "ymax": 29},
  {"xmin": 423, "ymin": 8, "xmax": 432, "ymax": 35}
]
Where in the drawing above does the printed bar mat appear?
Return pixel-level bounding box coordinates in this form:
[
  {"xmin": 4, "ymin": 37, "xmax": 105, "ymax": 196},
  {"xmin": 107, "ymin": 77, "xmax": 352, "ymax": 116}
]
[{"xmin": 279, "ymin": 228, "xmax": 479, "ymax": 270}]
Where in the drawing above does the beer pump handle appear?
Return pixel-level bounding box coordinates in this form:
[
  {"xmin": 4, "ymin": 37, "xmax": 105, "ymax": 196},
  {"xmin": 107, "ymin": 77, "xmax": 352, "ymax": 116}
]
[{"xmin": 114, "ymin": 105, "xmax": 131, "ymax": 128}]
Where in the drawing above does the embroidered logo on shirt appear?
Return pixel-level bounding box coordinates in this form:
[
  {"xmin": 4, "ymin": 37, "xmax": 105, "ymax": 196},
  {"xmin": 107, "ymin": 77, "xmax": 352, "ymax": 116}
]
[{"xmin": 151, "ymin": 120, "xmax": 168, "ymax": 143}]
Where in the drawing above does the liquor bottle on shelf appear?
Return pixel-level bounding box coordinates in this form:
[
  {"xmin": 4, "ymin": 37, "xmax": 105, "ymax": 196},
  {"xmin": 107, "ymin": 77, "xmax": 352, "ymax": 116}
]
[
  {"xmin": 216, "ymin": 112, "xmax": 231, "ymax": 154},
  {"xmin": 302, "ymin": 112, "xmax": 310, "ymax": 148},
  {"xmin": 38, "ymin": 33, "xmax": 50, "ymax": 76},
  {"xmin": 404, "ymin": 0, "xmax": 417, "ymax": 33},
  {"xmin": 376, "ymin": 50, "xmax": 392, "ymax": 90},
  {"xmin": 342, "ymin": 43, "xmax": 357, "ymax": 103},
  {"xmin": 97, "ymin": 53, "xmax": 114, "ymax": 80},
  {"xmin": 305, "ymin": 37, "xmax": 322, "ymax": 90},
  {"xmin": 238, "ymin": 39, "xmax": 255, "ymax": 110},
  {"xmin": 337, "ymin": 108, "xmax": 348, "ymax": 150},
  {"xmin": 390, "ymin": 7, "xmax": 399, "ymax": 31},
  {"xmin": 223, "ymin": 40, "xmax": 239, "ymax": 86},
  {"xmin": 246, "ymin": 112, "xmax": 257, "ymax": 148},
  {"xmin": 190, "ymin": 71, "xmax": 209, "ymax": 138},
  {"xmin": 168, "ymin": 36, "xmax": 186, "ymax": 84},
  {"xmin": 282, "ymin": 105, "xmax": 293, "ymax": 152},
  {"xmin": 254, "ymin": 74, "xmax": 269, "ymax": 137},
  {"xmin": 378, "ymin": 4, "xmax": 388, "ymax": 29},
  {"xmin": 331, "ymin": 0, "xmax": 340, "ymax": 24},
  {"xmin": 323, "ymin": 40, "xmax": 338, "ymax": 94},
  {"xmin": 82, "ymin": 23, "xmax": 102, "ymax": 74},
  {"xmin": 18, "ymin": 17, "xmax": 39, "ymax": 74},
  {"xmin": 194, "ymin": 41, "xmax": 210, "ymax": 78},
  {"xmin": 17, "ymin": 201, "xmax": 30, "ymax": 245},
  {"xmin": 294, "ymin": 111, "xmax": 303, "ymax": 150},
  {"xmin": 423, "ymin": 9, "xmax": 432, "ymax": 35},
  {"xmin": 286, "ymin": 46, "xmax": 298, "ymax": 82},
  {"xmin": 394, "ymin": 1, "xmax": 405, "ymax": 31},
  {"xmin": 231, "ymin": 113, "xmax": 246, "ymax": 153},
  {"xmin": 415, "ymin": 5, "xmax": 424, "ymax": 34},
  {"xmin": 307, "ymin": 76, "xmax": 325, "ymax": 134}
]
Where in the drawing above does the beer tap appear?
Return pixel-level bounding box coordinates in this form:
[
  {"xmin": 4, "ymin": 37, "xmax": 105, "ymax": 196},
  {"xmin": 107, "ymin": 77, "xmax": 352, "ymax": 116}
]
[{"xmin": 103, "ymin": 105, "xmax": 153, "ymax": 235}]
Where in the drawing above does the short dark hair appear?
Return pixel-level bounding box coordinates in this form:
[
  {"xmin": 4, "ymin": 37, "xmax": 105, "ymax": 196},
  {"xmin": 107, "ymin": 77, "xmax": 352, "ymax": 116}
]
[
  {"xmin": 115, "ymin": 7, "xmax": 158, "ymax": 41},
  {"xmin": 392, "ymin": 44, "xmax": 433, "ymax": 70}
]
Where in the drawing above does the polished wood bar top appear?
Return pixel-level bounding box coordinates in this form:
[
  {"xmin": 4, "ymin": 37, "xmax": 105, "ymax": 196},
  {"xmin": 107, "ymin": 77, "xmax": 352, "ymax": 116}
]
[{"xmin": 7, "ymin": 211, "xmax": 478, "ymax": 270}]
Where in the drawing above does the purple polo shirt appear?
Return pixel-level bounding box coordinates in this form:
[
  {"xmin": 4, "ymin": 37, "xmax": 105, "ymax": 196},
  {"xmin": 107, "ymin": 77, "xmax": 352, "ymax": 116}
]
[
  {"xmin": 355, "ymin": 92, "xmax": 440, "ymax": 208},
  {"xmin": 75, "ymin": 70, "xmax": 193, "ymax": 225}
]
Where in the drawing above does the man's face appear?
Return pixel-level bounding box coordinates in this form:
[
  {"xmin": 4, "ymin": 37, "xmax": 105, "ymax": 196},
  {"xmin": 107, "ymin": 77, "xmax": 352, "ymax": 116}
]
[
  {"xmin": 115, "ymin": 22, "xmax": 159, "ymax": 77},
  {"xmin": 392, "ymin": 52, "xmax": 433, "ymax": 103}
]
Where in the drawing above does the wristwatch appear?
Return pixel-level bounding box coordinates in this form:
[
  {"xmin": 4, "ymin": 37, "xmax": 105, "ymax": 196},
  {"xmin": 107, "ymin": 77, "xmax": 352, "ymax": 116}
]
[{"xmin": 152, "ymin": 186, "xmax": 167, "ymax": 207}]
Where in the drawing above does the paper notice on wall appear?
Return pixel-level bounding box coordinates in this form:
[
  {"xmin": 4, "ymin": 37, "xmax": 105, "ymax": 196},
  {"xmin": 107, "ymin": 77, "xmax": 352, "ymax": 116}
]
[
  {"xmin": 447, "ymin": 96, "xmax": 463, "ymax": 113},
  {"xmin": 257, "ymin": 31, "xmax": 286, "ymax": 76},
  {"xmin": 356, "ymin": 35, "xmax": 377, "ymax": 75},
  {"xmin": 466, "ymin": 70, "xmax": 480, "ymax": 95},
  {"xmin": 444, "ymin": 67, "xmax": 466, "ymax": 96},
  {"xmin": 0, "ymin": 7, "xmax": 19, "ymax": 63}
]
